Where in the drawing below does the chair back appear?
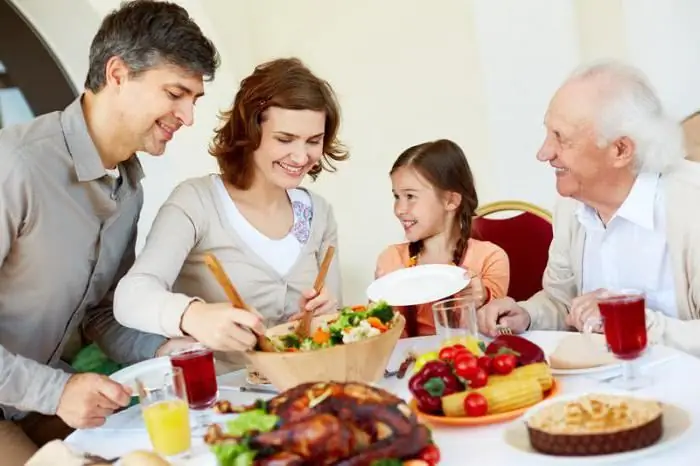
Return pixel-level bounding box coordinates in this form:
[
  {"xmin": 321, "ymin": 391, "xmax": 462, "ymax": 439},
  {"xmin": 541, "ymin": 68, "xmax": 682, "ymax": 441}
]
[{"xmin": 472, "ymin": 201, "xmax": 553, "ymax": 301}]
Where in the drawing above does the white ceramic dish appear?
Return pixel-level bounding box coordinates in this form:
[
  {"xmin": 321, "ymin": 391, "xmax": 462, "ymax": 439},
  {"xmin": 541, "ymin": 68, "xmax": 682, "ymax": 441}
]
[
  {"xmin": 502, "ymin": 391, "xmax": 692, "ymax": 463},
  {"xmin": 366, "ymin": 264, "xmax": 469, "ymax": 306},
  {"xmin": 109, "ymin": 356, "xmax": 171, "ymax": 392}
]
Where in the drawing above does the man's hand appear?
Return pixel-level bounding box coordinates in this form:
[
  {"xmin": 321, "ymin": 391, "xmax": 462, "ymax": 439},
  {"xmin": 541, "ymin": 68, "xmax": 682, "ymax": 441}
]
[
  {"xmin": 477, "ymin": 297, "xmax": 531, "ymax": 337},
  {"xmin": 180, "ymin": 302, "xmax": 265, "ymax": 352},
  {"xmin": 566, "ymin": 288, "xmax": 607, "ymax": 331},
  {"xmin": 155, "ymin": 337, "xmax": 198, "ymax": 357},
  {"xmin": 56, "ymin": 373, "xmax": 131, "ymax": 429}
]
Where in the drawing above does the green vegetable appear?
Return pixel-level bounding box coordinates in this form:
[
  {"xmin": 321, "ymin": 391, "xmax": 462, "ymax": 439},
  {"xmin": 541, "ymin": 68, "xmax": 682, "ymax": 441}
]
[
  {"xmin": 366, "ymin": 301, "xmax": 394, "ymax": 324},
  {"xmin": 210, "ymin": 439, "xmax": 256, "ymax": 466},
  {"xmin": 370, "ymin": 459, "xmax": 402, "ymax": 466},
  {"xmin": 279, "ymin": 334, "xmax": 301, "ymax": 349},
  {"xmin": 226, "ymin": 410, "xmax": 279, "ymax": 436},
  {"xmin": 210, "ymin": 410, "xmax": 280, "ymax": 466}
]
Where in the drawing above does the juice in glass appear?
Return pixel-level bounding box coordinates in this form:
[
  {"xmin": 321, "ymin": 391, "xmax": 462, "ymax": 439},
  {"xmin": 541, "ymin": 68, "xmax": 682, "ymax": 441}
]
[
  {"xmin": 142, "ymin": 398, "xmax": 191, "ymax": 456},
  {"xmin": 136, "ymin": 366, "xmax": 191, "ymax": 457},
  {"xmin": 170, "ymin": 345, "xmax": 218, "ymax": 410},
  {"xmin": 598, "ymin": 293, "xmax": 647, "ymax": 360}
]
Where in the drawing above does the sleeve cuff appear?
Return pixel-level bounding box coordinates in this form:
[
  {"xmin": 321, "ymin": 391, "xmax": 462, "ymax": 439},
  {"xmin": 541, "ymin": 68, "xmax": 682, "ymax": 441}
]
[
  {"xmin": 160, "ymin": 294, "xmax": 202, "ymax": 338},
  {"xmin": 27, "ymin": 364, "xmax": 72, "ymax": 415}
]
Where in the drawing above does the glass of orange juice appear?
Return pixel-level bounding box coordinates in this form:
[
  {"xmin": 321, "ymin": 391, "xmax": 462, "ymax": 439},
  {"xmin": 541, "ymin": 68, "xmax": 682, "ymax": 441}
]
[{"xmin": 136, "ymin": 366, "xmax": 191, "ymax": 457}]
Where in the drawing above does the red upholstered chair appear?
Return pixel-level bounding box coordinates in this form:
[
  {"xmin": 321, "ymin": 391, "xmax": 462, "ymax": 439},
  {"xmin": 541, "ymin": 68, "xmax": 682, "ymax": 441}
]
[{"xmin": 472, "ymin": 201, "xmax": 553, "ymax": 302}]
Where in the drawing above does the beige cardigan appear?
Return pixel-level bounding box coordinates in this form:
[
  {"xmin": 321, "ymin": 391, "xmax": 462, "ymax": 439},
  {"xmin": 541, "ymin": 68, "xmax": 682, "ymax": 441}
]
[
  {"xmin": 114, "ymin": 175, "xmax": 342, "ymax": 367},
  {"xmin": 521, "ymin": 160, "xmax": 700, "ymax": 356}
]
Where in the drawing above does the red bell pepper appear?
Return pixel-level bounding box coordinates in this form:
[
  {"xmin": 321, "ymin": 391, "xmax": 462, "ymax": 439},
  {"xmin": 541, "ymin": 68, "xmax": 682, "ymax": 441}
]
[{"xmin": 408, "ymin": 360, "xmax": 464, "ymax": 414}]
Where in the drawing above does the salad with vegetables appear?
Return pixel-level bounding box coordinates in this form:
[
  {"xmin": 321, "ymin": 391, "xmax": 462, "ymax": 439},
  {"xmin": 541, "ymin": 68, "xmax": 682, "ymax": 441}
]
[{"xmin": 272, "ymin": 301, "xmax": 397, "ymax": 352}]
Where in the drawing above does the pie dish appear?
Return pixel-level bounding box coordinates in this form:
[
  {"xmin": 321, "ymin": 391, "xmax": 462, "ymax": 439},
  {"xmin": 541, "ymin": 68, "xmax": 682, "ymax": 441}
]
[{"xmin": 526, "ymin": 394, "xmax": 663, "ymax": 456}]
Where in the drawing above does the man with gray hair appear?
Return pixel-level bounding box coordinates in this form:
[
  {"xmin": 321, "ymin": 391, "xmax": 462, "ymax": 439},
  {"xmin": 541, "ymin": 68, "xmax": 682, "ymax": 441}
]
[
  {"xmin": 0, "ymin": 1, "xmax": 219, "ymax": 463},
  {"xmin": 479, "ymin": 60, "xmax": 700, "ymax": 356}
]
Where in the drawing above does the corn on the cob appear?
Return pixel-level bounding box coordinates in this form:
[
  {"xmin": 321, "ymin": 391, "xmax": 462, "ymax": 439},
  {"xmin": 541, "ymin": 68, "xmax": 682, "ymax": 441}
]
[
  {"xmin": 488, "ymin": 362, "xmax": 553, "ymax": 391},
  {"xmin": 441, "ymin": 378, "xmax": 543, "ymax": 417}
]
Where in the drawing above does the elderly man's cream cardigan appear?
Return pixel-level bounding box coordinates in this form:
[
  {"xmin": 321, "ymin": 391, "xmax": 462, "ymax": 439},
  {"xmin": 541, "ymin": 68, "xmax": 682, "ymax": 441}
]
[{"xmin": 521, "ymin": 160, "xmax": 700, "ymax": 356}]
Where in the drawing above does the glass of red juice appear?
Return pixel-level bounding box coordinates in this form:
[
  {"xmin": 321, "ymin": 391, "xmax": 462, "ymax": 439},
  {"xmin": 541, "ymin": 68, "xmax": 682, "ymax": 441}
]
[
  {"xmin": 584, "ymin": 289, "xmax": 651, "ymax": 390},
  {"xmin": 170, "ymin": 343, "xmax": 218, "ymax": 432}
]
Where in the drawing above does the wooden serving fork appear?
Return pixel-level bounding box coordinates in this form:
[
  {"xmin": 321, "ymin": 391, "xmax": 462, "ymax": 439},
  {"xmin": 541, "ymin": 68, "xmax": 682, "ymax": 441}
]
[
  {"xmin": 297, "ymin": 245, "xmax": 335, "ymax": 339},
  {"xmin": 204, "ymin": 253, "xmax": 277, "ymax": 352}
]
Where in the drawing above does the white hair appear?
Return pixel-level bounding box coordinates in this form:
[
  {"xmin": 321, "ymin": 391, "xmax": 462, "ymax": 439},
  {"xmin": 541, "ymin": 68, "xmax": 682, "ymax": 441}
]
[{"xmin": 567, "ymin": 60, "xmax": 685, "ymax": 174}]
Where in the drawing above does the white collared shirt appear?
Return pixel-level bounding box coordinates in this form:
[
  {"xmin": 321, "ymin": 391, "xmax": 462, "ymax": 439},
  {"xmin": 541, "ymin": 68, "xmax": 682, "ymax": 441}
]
[{"xmin": 577, "ymin": 172, "xmax": 677, "ymax": 317}]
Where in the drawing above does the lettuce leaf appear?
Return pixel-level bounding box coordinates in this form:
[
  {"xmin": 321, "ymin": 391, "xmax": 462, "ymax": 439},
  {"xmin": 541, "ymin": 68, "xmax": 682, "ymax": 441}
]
[
  {"xmin": 226, "ymin": 410, "xmax": 279, "ymax": 436},
  {"xmin": 210, "ymin": 410, "xmax": 280, "ymax": 466}
]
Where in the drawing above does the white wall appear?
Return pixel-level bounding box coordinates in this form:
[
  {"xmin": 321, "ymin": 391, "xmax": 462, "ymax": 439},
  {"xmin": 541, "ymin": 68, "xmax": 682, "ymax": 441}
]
[{"xmin": 9, "ymin": 0, "xmax": 700, "ymax": 305}]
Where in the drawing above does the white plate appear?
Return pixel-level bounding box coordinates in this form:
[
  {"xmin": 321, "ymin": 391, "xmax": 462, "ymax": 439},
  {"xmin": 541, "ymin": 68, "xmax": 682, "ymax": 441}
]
[
  {"xmin": 503, "ymin": 392, "xmax": 693, "ymax": 463},
  {"xmin": 549, "ymin": 363, "xmax": 620, "ymax": 376},
  {"xmin": 366, "ymin": 264, "xmax": 469, "ymax": 306},
  {"xmin": 109, "ymin": 356, "xmax": 172, "ymax": 392}
]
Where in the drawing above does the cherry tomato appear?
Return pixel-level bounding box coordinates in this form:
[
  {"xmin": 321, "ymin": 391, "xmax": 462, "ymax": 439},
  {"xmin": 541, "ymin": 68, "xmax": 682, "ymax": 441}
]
[
  {"xmin": 469, "ymin": 368, "xmax": 488, "ymax": 388},
  {"xmin": 451, "ymin": 343, "xmax": 467, "ymax": 352},
  {"xmin": 477, "ymin": 355, "xmax": 493, "ymax": 373},
  {"xmin": 463, "ymin": 392, "xmax": 488, "ymax": 417},
  {"xmin": 418, "ymin": 443, "xmax": 441, "ymax": 465},
  {"xmin": 453, "ymin": 353, "xmax": 479, "ymax": 380},
  {"xmin": 438, "ymin": 346, "xmax": 457, "ymax": 362},
  {"xmin": 492, "ymin": 353, "xmax": 517, "ymax": 375}
]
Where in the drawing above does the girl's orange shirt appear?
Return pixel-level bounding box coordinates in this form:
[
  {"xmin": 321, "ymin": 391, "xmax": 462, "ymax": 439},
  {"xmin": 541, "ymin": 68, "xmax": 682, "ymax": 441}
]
[{"xmin": 374, "ymin": 238, "xmax": 510, "ymax": 337}]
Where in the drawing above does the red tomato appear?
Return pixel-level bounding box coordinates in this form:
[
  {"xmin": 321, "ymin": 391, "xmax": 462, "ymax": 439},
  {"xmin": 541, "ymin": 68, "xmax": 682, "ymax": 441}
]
[
  {"xmin": 477, "ymin": 356, "xmax": 493, "ymax": 373},
  {"xmin": 469, "ymin": 368, "xmax": 488, "ymax": 388},
  {"xmin": 451, "ymin": 344, "xmax": 467, "ymax": 352},
  {"xmin": 453, "ymin": 353, "xmax": 479, "ymax": 380},
  {"xmin": 438, "ymin": 346, "xmax": 457, "ymax": 362},
  {"xmin": 418, "ymin": 443, "xmax": 441, "ymax": 465},
  {"xmin": 463, "ymin": 392, "xmax": 488, "ymax": 417},
  {"xmin": 492, "ymin": 353, "xmax": 517, "ymax": 375}
]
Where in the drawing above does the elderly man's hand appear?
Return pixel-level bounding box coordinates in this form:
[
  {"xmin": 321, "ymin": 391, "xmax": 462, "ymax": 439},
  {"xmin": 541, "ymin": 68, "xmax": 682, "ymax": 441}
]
[
  {"xmin": 566, "ymin": 289, "xmax": 607, "ymax": 332},
  {"xmin": 477, "ymin": 297, "xmax": 531, "ymax": 337}
]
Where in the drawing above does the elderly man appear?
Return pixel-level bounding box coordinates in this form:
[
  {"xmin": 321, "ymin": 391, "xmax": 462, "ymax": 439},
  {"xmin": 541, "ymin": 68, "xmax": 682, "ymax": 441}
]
[
  {"xmin": 479, "ymin": 61, "xmax": 700, "ymax": 356},
  {"xmin": 0, "ymin": 1, "xmax": 220, "ymax": 463}
]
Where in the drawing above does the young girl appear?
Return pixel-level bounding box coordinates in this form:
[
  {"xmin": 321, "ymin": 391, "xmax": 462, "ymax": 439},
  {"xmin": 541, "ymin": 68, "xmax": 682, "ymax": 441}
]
[{"xmin": 375, "ymin": 139, "xmax": 509, "ymax": 337}]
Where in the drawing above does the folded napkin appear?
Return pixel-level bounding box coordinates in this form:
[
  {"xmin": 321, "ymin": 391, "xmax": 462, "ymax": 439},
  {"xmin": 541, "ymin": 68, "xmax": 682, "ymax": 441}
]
[
  {"xmin": 25, "ymin": 440, "xmax": 105, "ymax": 466},
  {"xmin": 549, "ymin": 333, "xmax": 618, "ymax": 370}
]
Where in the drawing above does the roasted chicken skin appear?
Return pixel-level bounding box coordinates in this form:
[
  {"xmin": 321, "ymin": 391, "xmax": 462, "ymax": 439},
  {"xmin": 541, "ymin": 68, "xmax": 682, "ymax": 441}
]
[{"xmin": 208, "ymin": 382, "xmax": 433, "ymax": 465}]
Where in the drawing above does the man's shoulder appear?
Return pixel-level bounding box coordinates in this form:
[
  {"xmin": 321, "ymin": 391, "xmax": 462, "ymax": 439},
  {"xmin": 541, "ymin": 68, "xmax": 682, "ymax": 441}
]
[{"xmin": 0, "ymin": 111, "xmax": 64, "ymax": 177}]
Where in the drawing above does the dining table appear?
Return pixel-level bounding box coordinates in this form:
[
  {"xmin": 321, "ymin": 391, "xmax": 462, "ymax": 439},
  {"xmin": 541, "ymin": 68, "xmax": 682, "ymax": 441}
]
[{"xmin": 65, "ymin": 331, "xmax": 700, "ymax": 465}]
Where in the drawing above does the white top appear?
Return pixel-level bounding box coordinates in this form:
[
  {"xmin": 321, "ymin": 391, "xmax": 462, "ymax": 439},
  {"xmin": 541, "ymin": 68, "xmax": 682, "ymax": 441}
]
[
  {"xmin": 104, "ymin": 167, "xmax": 120, "ymax": 179},
  {"xmin": 214, "ymin": 176, "xmax": 313, "ymax": 276},
  {"xmin": 577, "ymin": 172, "xmax": 677, "ymax": 317}
]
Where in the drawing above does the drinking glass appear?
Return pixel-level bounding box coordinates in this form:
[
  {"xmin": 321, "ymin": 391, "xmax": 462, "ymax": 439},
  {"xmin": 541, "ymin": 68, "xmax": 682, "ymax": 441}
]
[
  {"xmin": 584, "ymin": 289, "xmax": 651, "ymax": 390},
  {"xmin": 432, "ymin": 296, "xmax": 478, "ymax": 344},
  {"xmin": 170, "ymin": 343, "xmax": 218, "ymax": 434},
  {"xmin": 136, "ymin": 366, "xmax": 191, "ymax": 458}
]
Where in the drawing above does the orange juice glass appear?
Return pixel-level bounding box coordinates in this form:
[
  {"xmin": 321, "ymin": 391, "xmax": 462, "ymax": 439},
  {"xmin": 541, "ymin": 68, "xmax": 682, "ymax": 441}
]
[{"xmin": 136, "ymin": 366, "xmax": 191, "ymax": 457}]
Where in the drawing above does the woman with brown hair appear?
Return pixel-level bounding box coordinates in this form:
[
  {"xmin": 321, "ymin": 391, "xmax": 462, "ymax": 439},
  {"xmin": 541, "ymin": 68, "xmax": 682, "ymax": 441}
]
[{"xmin": 114, "ymin": 58, "xmax": 348, "ymax": 369}]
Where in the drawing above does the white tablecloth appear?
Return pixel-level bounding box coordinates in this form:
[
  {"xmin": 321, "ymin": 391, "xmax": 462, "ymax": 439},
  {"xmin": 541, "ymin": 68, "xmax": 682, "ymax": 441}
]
[{"xmin": 65, "ymin": 331, "xmax": 700, "ymax": 465}]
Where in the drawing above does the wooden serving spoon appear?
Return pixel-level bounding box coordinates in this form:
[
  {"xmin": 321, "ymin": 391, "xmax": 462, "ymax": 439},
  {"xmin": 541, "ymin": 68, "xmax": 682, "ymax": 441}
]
[
  {"xmin": 203, "ymin": 253, "xmax": 277, "ymax": 352},
  {"xmin": 297, "ymin": 245, "xmax": 336, "ymax": 339}
]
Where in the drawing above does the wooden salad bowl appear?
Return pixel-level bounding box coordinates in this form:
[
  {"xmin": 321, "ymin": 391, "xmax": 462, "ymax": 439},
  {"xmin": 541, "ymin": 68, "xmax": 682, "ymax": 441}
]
[{"xmin": 244, "ymin": 312, "xmax": 406, "ymax": 391}]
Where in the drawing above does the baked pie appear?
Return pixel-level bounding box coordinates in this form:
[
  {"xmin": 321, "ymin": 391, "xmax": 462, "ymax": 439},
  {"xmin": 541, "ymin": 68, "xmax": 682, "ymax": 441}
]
[{"xmin": 527, "ymin": 394, "xmax": 663, "ymax": 456}]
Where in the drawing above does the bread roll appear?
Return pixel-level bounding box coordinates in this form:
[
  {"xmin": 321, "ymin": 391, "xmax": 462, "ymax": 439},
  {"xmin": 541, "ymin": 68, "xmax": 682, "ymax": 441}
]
[{"xmin": 120, "ymin": 450, "xmax": 171, "ymax": 466}]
